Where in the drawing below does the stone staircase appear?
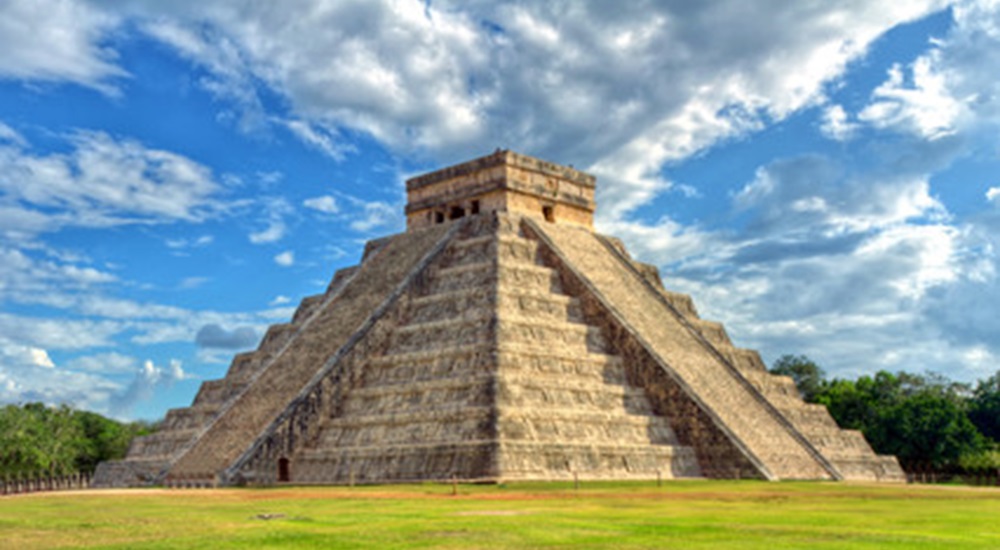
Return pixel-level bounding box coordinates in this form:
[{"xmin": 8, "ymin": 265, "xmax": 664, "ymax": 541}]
[{"xmin": 529, "ymin": 219, "xmax": 838, "ymax": 480}]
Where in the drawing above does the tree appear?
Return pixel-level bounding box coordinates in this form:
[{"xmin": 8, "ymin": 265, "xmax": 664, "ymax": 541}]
[
  {"xmin": 814, "ymin": 371, "xmax": 986, "ymax": 470},
  {"xmin": 770, "ymin": 354, "xmax": 826, "ymax": 402},
  {"xmin": 969, "ymin": 371, "xmax": 1000, "ymax": 443},
  {"xmin": 0, "ymin": 403, "xmax": 155, "ymax": 478}
]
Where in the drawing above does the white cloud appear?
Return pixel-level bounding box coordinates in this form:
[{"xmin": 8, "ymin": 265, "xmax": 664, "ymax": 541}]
[
  {"xmin": 109, "ymin": 359, "xmax": 192, "ymax": 417},
  {"xmin": 820, "ymin": 104, "xmax": 859, "ymax": 141},
  {"xmin": 166, "ymin": 234, "xmax": 214, "ymax": 249},
  {"xmin": 248, "ymin": 197, "xmax": 293, "ymax": 244},
  {"xmin": 66, "ymin": 351, "xmax": 138, "ymax": 374},
  {"xmin": 988, "ymin": 187, "xmax": 1000, "ymax": 203},
  {"xmin": 274, "ymin": 250, "xmax": 294, "ymax": 266},
  {"xmin": 0, "ymin": 0, "xmax": 125, "ymax": 93},
  {"xmin": 116, "ymin": 0, "xmax": 942, "ymax": 222},
  {"xmin": 0, "ymin": 126, "xmax": 226, "ymax": 239},
  {"xmin": 0, "ymin": 313, "xmax": 121, "ymax": 350},
  {"xmin": 269, "ymin": 295, "xmax": 291, "ymax": 306},
  {"xmin": 282, "ymin": 120, "xmax": 355, "ymax": 161},
  {"xmin": 303, "ymin": 195, "xmax": 340, "ymax": 214},
  {"xmin": 858, "ymin": 56, "xmax": 967, "ymax": 139}
]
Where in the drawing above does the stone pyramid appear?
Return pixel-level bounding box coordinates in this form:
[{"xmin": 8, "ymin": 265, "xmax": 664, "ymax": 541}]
[{"xmin": 94, "ymin": 151, "xmax": 904, "ymax": 487}]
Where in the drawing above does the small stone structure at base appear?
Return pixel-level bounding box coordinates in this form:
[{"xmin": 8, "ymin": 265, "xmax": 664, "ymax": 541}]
[{"xmin": 94, "ymin": 150, "xmax": 904, "ymax": 487}]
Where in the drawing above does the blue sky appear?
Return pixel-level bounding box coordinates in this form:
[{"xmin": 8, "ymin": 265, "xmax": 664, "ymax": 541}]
[{"xmin": 2, "ymin": 0, "xmax": 999, "ymax": 420}]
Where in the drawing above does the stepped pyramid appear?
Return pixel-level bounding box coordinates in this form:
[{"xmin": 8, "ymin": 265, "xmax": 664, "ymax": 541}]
[{"xmin": 94, "ymin": 150, "xmax": 904, "ymax": 487}]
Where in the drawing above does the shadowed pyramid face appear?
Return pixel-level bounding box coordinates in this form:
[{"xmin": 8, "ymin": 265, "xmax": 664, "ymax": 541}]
[{"xmin": 404, "ymin": 150, "xmax": 596, "ymax": 231}]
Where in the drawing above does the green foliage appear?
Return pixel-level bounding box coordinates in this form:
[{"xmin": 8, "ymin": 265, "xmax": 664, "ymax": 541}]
[
  {"xmin": 969, "ymin": 371, "xmax": 1000, "ymax": 442},
  {"xmin": 0, "ymin": 403, "xmax": 154, "ymax": 479},
  {"xmin": 814, "ymin": 370, "xmax": 986, "ymax": 469},
  {"xmin": 774, "ymin": 356, "xmax": 994, "ymax": 472},
  {"xmin": 958, "ymin": 449, "xmax": 1000, "ymax": 471},
  {"xmin": 770, "ymin": 354, "xmax": 826, "ymax": 401}
]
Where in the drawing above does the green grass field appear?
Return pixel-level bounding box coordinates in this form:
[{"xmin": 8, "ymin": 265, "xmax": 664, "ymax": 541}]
[{"xmin": 1, "ymin": 481, "xmax": 997, "ymax": 549}]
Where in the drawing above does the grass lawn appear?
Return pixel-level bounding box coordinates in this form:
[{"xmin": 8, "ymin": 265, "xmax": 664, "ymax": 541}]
[{"xmin": 0, "ymin": 481, "xmax": 997, "ymax": 549}]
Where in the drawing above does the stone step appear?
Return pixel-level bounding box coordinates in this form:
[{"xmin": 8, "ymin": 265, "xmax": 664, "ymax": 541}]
[
  {"xmin": 364, "ymin": 344, "xmax": 495, "ymax": 385},
  {"xmin": 125, "ymin": 429, "xmax": 198, "ymax": 460},
  {"xmin": 388, "ymin": 316, "xmax": 493, "ymax": 354},
  {"xmin": 405, "ymin": 287, "xmax": 582, "ymax": 324},
  {"xmin": 293, "ymin": 440, "xmax": 498, "ymax": 484},
  {"xmin": 657, "ymin": 289, "xmax": 699, "ymax": 318},
  {"xmin": 496, "ymin": 408, "xmax": 679, "ymax": 445},
  {"xmin": 160, "ymin": 403, "xmax": 222, "ymax": 431},
  {"xmin": 343, "ymin": 372, "xmax": 653, "ymax": 417},
  {"xmin": 689, "ymin": 319, "xmax": 732, "ymax": 348},
  {"xmin": 721, "ymin": 348, "xmax": 768, "ymax": 373},
  {"xmin": 257, "ymin": 323, "xmax": 294, "ymax": 354},
  {"xmin": 495, "ymin": 377, "xmax": 653, "ymax": 414},
  {"xmin": 342, "ymin": 375, "xmax": 496, "ymax": 415},
  {"xmin": 318, "ymin": 406, "xmax": 494, "ymax": 448},
  {"xmin": 428, "ymin": 261, "xmax": 563, "ymax": 294},
  {"xmin": 291, "ymin": 294, "xmax": 326, "ymax": 324},
  {"xmin": 496, "ymin": 317, "xmax": 609, "ymax": 353},
  {"xmin": 497, "ymin": 347, "xmax": 627, "ymax": 382},
  {"xmin": 498, "ymin": 441, "xmax": 701, "ymax": 480},
  {"xmin": 406, "ymin": 288, "xmax": 493, "ymax": 323}
]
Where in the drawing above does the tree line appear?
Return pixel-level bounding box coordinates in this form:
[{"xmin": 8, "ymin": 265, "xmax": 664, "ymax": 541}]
[
  {"xmin": 771, "ymin": 355, "xmax": 1000, "ymax": 473},
  {"xmin": 0, "ymin": 403, "xmax": 156, "ymax": 479}
]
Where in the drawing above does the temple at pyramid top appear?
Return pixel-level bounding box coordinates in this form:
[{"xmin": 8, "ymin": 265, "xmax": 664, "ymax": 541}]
[{"xmin": 406, "ymin": 149, "xmax": 596, "ymax": 230}]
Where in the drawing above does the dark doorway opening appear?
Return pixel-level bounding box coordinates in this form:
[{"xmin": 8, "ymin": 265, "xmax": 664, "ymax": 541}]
[
  {"xmin": 278, "ymin": 457, "xmax": 290, "ymax": 482},
  {"xmin": 543, "ymin": 205, "xmax": 555, "ymax": 222},
  {"xmin": 471, "ymin": 200, "xmax": 480, "ymax": 215},
  {"xmin": 435, "ymin": 211, "xmax": 445, "ymax": 224},
  {"xmin": 449, "ymin": 206, "xmax": 465, "ymax": 220}
]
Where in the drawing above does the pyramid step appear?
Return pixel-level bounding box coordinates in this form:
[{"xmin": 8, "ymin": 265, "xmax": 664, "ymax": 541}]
[
  {"xmin": 407, "ymin": 288, "xmax": 492, "ymax": 323},
  {"xmin": 496, "ymin": 348, "xmax": 626, "ymax": 382},
  {"xmin": 294, "ymin": 440, "xmax": 499, "ymax": 484},
  {"xmin": 721, "ymin": 348, "xmax": 768, "ymax": 373},
  {"xmin": 496, "ymin": 317, "xmax": 608, "ymax": 353},
  {"xmin": 496, "ymin": 408, "xmax": 679, "ymax": 445},
  {"xmin": 126, "ymin": 429, "xmax": 198, "ymax": 460},
  {"xmin": 342, "ymin": 375, "xmax": 495, "ymax": 415},
  {"xmin": 161, "ymin": 403, "xmax": 222, "ymax": 431},
  {"xmin": 406, "ymin": 287, "xmax": 581, "ymax": 324},
  {"xmin": 291, "ymin": 294, "xmax": 326, "ymax": 324},
  {"xmin": 366, "ymin": 344, "xmax": 495, "ymax": 385},
  {"xmin": 495, "ymin": 376, "xmax": 653, "ymax": 414},
  {"xmin": 689, "ymin": 319, "xmax": 732, "ymax": 348},
  {"xmin": 657, "ymin": 289, "xmax": 699, "ymax": 319},
  {"xmin": 496, "ymin": 290, "xmax": 582, "ymax": 322},
  {"xmin": 389, "ymin": 316, "xmax": 493, "ymax": 354},
  {"xmin": 428, "ymin": 261, "xmax": 563, "ymax": 294},
  {"xmin": 257, "ymin": 323, "xmax": 294, "ymax": 354},
  {"xmin": 319, "ymin": 406, "xmax": 494, "ymax": 448},
  {"xmin": 498, "ymin": 441, "xmax": 701, "ymax": 480},
  {"xmin": 441, "ymin": 235, "xmax": 495, "ymax": 268}
]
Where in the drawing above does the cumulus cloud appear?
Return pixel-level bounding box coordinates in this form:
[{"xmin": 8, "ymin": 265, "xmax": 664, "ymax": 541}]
[
  {"xmin": 988, "ymin": 187, "xmax": 1000, "ymax": 203},
  {"xmin": 92, "ymin": 0, "xmax": 939, "ymax": 221},
  {"xmin": 109, "ymin": 359, "xmax": 192, "ymax": 417},
  {"xmin": 194, "ymin": 323, "xmax": 259, "ymax": 349},
  {"xmin": 858, "ymin": 56, "xmax": 967, "ymax": 140},
  {"xmin": 0, "ymin": 0, "xmax": 125, "ymax": 93},
  {"xmin": 0, "ymin": 125, "xmax": 226, "ymax": 239},
  {"xmin": 820, "ymin": 105, "xmax": 859, "ymax": 141}
]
